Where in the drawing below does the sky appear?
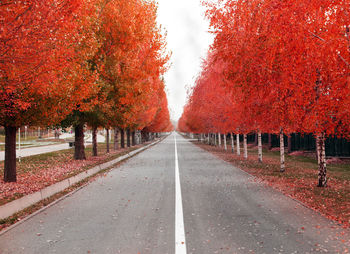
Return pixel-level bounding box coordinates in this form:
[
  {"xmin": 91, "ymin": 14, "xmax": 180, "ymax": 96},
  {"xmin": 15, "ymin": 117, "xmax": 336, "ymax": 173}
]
[{"xmin": 157, "ymin": 0, "xmax": 214, "ymax": 121}]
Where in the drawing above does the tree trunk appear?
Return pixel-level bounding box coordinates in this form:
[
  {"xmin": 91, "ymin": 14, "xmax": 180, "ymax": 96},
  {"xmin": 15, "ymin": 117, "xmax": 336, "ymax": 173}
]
[
  {"xmin": 268, "ymin": 133, "xmax": 272, "ymax": 150},
  {"xmin": 243, "ymin": 134, "xmax": 248, "ymax": 159},
  {"xmin": 287, "ymin": 135, "xmax": 292, "ymax": 154},
  {"xmin": 317, "ymin": 133, "xmax": 327, "ymax": 187},
  {"xmin": 280, "ymin": 129, "xmax": 285, "ymax": 172},
  {"xmin": 231, "ymin": 133, "xmax": 235, "ymax": 153},
  {"xmin": 74, "ymin": 123, "xmax": 86, "ymax": 160},
  {"xmin": 127, "ymin": 129, "xmax": 131, "ymax": 147},
  {"xmin": 218, "ymin": 133, "xmax": 221, "ymax": 147},
  {"xmin": 54, "ymin": 128, "xmax": 59, "ymax": 139},
  {"xmin": 92, "ymin": 126, "xmax": 98, "ymax": 157},
  {"xmin": 132, "ymin": 131, "xmax": 136, "ymax": 146},
  {"xmin": 224, "ymin": 134, "xmax": 227, "ymax": 151},
  {"xmin": 18, "ymin": 127, "xmax": 21, "ymax": 163},
  {"xmin": 236, "ymin": 134, "xmax": 240, "ymax": 155},
  {"xmin": 140, "ymin": 130, "xmax": 145, "ymax": 143},
  {"xmin": 316, "ymin": 135, "xmax": 320, "ymax": 164},
  {"xmin": 106, "ymin": 128, "xmax": 110, "ymax": 153},
  {"xmin": 121, "ymin": 129, "xmax": 125, "ymax": 148},
  {"xmin": 135, "ymin": 131, "xmax": 138, "ymax": 145},
  {"xmin": 258, "ymin": 131, "xmax": 262, "ymax": 163},
  {"xmin": 142, "ymin": 130, "xmax": 148, "ymax": 143},
  {"xmin": 254, "ymin": 133, "xmax": 258, "ymax": 146},
  {"xmin": 214, "ymin": 133, "xmax": 217, "ymax": 146},
  {"xmin": 4, "ymin": 126, "xmax": 17, "ymax": 182},
  {"xmin": 114, "ymin": 127, "xmax": 119, "ymax": 150},
  {"xmin": 207, "ymin": 133, "xmax": 210, "ymax": 144},
  {"xmin": 138, "ymin": 131, "xmax": 141, "ymax": 144}
]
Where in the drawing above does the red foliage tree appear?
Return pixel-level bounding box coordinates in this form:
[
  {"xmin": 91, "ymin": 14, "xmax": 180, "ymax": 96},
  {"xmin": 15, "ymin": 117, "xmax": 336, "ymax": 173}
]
[
  {"xmin": 0, "ymin": 0, "xmax": 98, "ymax": 182},
  {"xmin": 180, "ymin": 0, "xmax": 350, "ymax": 186},
  {"xmin": 94, "ymin": 0, "xmax": 170, "ymax": 143}
]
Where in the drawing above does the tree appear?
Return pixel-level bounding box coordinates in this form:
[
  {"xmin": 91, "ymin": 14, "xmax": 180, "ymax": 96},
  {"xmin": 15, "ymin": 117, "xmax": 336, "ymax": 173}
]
[
  {"xmin": 0, "ymin": 0, "xmax": 98, "ymax": 182},
  {"xmin": 96, "ymin": 0, "xmax": 169, "ymax": 141},
  {"xmin": 180, "ymin": 0, "xmax": 350, "ymax": 187}
]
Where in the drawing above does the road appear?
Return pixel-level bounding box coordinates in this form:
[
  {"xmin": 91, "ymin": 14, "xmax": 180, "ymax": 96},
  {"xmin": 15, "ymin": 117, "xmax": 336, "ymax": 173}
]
[{"xmin": 0, "ymin": 133, "xmax": 349, "ymax": 253}]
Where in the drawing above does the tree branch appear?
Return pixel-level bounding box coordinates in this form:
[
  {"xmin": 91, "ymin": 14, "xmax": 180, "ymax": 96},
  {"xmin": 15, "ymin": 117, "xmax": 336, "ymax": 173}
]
[
  {"xmin": 308, "ymin": 30, "xmax": 325, "ymax": 42},
  {"xmin": 337, "ymin": 53, "xmax": 350, "ymax": 68},
  {"xmin": 309, "ymin": 31, "xmax": 349, "ymax": 68}
]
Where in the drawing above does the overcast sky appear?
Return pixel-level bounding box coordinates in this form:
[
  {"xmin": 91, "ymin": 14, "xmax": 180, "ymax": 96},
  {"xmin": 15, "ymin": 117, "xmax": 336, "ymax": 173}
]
[{"xmin": 157, "ymin": 0, "xmax": 214, "ymax": 121}]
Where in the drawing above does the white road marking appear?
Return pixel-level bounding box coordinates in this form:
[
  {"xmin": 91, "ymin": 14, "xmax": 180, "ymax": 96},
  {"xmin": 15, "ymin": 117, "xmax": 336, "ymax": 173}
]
[{"xmin": 175, "ymin": 134, "xmax": 187, "ymax": 253}]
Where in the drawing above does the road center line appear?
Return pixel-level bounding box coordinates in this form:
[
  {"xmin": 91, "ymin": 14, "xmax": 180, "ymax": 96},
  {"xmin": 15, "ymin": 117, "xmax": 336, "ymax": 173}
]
[{"xmin": 175, "ymin": 134, "xmax": 187, "ymax": 254}]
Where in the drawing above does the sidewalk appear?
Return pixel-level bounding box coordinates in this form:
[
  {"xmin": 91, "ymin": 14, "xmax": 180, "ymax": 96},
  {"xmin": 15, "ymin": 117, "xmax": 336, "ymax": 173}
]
[
  {"xmin": 0, "ymin": 143, "xmax": 72, "ymax": 161},
  {"xmin": 0, "ymin": 133, "xmax": 108, "ymax": 161}
]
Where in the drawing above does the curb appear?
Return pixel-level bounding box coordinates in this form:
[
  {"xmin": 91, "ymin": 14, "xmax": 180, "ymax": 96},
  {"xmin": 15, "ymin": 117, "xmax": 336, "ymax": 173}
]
[{"xmin": 0, "ymin": 138, "xmax": 162, "ymax": 222}]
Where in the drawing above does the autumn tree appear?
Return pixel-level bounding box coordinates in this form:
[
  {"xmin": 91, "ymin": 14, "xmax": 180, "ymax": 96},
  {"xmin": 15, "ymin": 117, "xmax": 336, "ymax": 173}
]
[
  {"xmin": 143, "ymin": 85, "xmax": 172, "ymax": 133},
  {"xmin": 0, "ymin": 0, "xmax": 98, "ymax": 182},
  {"xmin": 59, "ymin": 0, "xmax": 169, "ymax": 159},
  {"xmin": 95, "ymin": 0, "xmax": 169, "ymax": 146},
  {"xmin": 179, "ymin": 0, "xmax": 350, "ymax": 187}
]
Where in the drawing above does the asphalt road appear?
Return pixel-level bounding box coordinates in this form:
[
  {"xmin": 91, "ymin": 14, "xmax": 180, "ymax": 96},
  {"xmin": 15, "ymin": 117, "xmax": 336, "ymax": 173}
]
[{"xmin": 0, "ymin": 132, "xmax": 349, "ymax": 253}]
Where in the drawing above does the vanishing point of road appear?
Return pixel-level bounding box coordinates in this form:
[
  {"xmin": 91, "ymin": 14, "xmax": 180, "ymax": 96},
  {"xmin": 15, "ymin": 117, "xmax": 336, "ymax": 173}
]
[{"xmin": 0, "ymin": 133, "xmax": 349, "ymax": 253}]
